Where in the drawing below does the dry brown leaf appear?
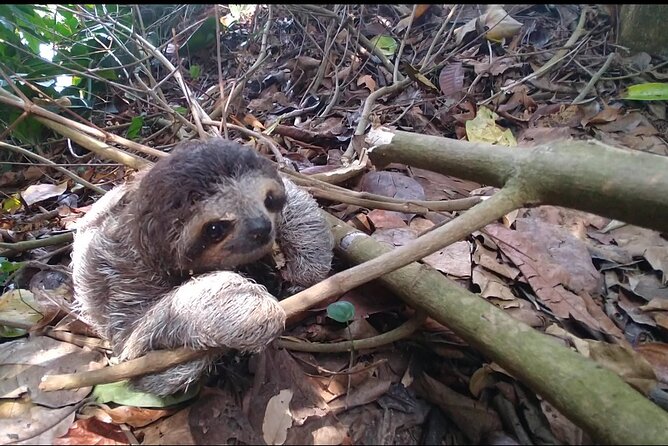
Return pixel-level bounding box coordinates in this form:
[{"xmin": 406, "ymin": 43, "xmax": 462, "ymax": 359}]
[
  {"xmin": 285, "ymin": 413, "xmax": 348, "ymax": 445},
  {"xmin": 472, "ymin": 266, "xmax": 517, "ymax": 301},
  {"xmin": 54, "ymin": 418, "xmax": 127, "ymax": 446},
  {"xmin": 137, "ymin": 406, "xmax": 195, "ymax": 445},
  {"xmin": 0, "ymin": 337, "xmax": 105, "ymax": 407},
  {"xmin": 423, "ymin": 240, "xmax": 472, "ymax": 278},
  {"xmin": 610, "ymin": 225, "xmax": 668, "ymax": 283},
  {"xmin": 410, "ymin": 167, "xmax": 481, "ymax": 200},
  {"xmin": 438, "ymin": 62, "xmax": 464, "ymax": 97},
  {"xmin": 1, "ymin": 402, "xmax": 76, "ymax": 445},
  {"xmin": 540, "ymin": 399, "xmax": 588, "ymax": 445},
  {"xmin": 473, "ymin": 242, "xmax": 520, "ymax": 280},
  {"xmin": 243, "ymin": 113, "xmax": 265, "ymax": 129},
  {"xmin": 248, "ymin": 348, "xmax": 329, "ymax": 433},
  {"xmin": 356, "ymin": 74, "xmax": 377, "ymax": 92},
  {"xmin": 636, "ymin": 343, "xmax": 668, "ymax": 384},
  {"xmin": 486, "ymin": 220, "xmax": 623, "ymax": 338},
  {"xmin": 373, "ymin": 228, "xmax": 472, "ymax": 277},
  {"xmin": 546, "ymin": 324, "xmax": 655, "ymax": 394},
  {"xmin": 83, "ymin": 404, "xmax": 175, "ymax": 429}
]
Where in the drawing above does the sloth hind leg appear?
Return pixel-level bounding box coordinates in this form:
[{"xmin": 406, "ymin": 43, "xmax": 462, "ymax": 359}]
[{"xmin": 116, "ymin": 271, "xmax": 286, "ymax": 395}]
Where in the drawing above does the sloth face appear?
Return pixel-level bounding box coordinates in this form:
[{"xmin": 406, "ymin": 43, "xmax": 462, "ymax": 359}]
[
  {"xmin": 129, "ymin": 138, "xmax": 287, "ymax": 277},
  {"xmin": 180, "ymin": 173, "xmax": 287, "ymax": 273}
]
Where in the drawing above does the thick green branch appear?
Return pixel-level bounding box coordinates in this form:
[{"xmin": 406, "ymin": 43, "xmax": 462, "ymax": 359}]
[{"xmin": 367, "ymin": 128, "xmax": 668, "ymax": 233}]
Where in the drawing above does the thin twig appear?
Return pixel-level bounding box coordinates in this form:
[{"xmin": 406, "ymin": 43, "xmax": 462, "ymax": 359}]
[
  {"xmin": 393, "ymin": 5, "xmax": 417, "ymax": 83},
  {"xmin": 277, "ymin": 311, "xmax": 426, "ymax": 352},
  {"xmin": 480, "ymin": 6, "xmax": 589, "ymax": 106},
  {"xmin": 0, "ymin": 89, "xmax": 165, "ymax": 159},
  {"xmin": 341, "ymin": 78, "xmax": 412, "ymax": 164},
  {"xmin": 221, "ymin": 5, "xmax": 273, "ymax": 124},
  {"xmin": 200, "ymin": 120, "xmax": 286, "ymax": 165},
  {"xmin": 0, "ymin": 142, "xmax": 106, "ymax": 195},
  {"xmin": 572, "ymin": 52, "xmax": 616, "ymax": 104},
  {"xmin": 0, "ymin": 232, "xmax": 74, "ymax": 256}
]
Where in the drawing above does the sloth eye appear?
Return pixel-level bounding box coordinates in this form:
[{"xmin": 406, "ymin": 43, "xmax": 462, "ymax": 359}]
[
  {"xmin": 203, "ymin": 220, "xmax": 234, "ymax": 242},
  {"xmin": 264, "ymin": 191, "xmax": 286, "ymax": 212}
]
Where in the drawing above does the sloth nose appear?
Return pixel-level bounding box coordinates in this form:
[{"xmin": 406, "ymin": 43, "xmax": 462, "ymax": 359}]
[{"xmin": 247, "ymin": 216, "xmax": 272, "ymax": 243}]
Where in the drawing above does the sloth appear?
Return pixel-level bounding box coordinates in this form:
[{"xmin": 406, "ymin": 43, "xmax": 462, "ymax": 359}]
[{"xmin": 71, "ymin": 139, "xmax": 333, "ymax": 396}]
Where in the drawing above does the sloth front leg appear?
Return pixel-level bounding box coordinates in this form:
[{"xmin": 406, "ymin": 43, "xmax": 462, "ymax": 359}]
[
  {"xmin": 115, "ymin": 271, "xmax": 286, "ymax": 396},
  {"xmin": 277, "ymin": 178, "xmax": 334, "ymax": 291}
]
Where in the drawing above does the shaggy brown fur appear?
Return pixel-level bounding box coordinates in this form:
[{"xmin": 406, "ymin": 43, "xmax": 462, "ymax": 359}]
[{"xmin": 71, "ymin": 139, "xmax": 333, "ymax": 396}]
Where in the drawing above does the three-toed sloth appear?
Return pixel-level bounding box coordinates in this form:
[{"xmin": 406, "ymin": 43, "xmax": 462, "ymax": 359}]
[{"xmin": 71, "ymin": 139, "xmax": 333, "ymax": 396}]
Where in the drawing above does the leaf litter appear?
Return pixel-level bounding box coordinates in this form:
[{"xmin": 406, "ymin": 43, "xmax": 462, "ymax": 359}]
[{"xmin": 1, "ymin": 4, "xmax": 668, "ymax": 445}]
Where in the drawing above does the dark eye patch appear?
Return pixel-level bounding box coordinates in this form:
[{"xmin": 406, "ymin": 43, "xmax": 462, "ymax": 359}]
[
  {"xmin": 203, "ymin": 220, "xmax": 234, "ymax": 242},
  {"xmin": 264, "ymin": 191, "xmax": 286, "ymax": 212}
]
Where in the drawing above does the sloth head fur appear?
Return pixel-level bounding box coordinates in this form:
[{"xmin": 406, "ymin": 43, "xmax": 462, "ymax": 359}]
[{"xmin": 130, "ymin": 139, "xmax": 287, "ymax": 276}]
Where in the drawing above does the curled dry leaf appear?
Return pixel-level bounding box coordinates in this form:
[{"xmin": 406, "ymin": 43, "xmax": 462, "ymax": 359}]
[
  {"xmin": 483, "ymin": 5, "xmax": 523, "ymax": 42},
  {"xmin": 357, "ymin": 74, "xmax": 377, "ymax": 92},
  {"xmin": 438, "ymin": 62, "xmax": 465, "ymax": 98},
  {"xmin": 21, "ymin": 182, "xmax": 68, "ymax": 206}
]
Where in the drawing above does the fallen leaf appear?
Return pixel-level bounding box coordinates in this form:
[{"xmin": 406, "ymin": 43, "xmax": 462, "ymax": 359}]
[
  {"xmin": 54, "ymin": 418, "xmax": 128, "ymax": 445},
  {"xmin": 546, "ymin": 325, "xmax": 656, "ymax": 394},
  {"xmin": 137, "ymin": 405, "xmax": 196, "ymax": 445},
  {"xmin": 473, "ymin": 242, "xmax": 520, "ymax": 281},
  {"xmin": 328, "ymin": 378, "xmax": 391, "ymax": 414},
  {"xmin": 263, "ymin": 389, "xmax": 294, "ymax": 445},
  {"xmin": 486, "ymin": 220, "xmax": 623, "ymax": 338},
  {"xmin": 636, "ymin": 343, "xmax": 668, "ymax": 384},
  {"xmin": 373, "ymin": 228, "xmax": 472, "ymax": 277},
  {"xmin": 357, "ymin": 74, "xmax": 377, "ymax": 92},
  {"xmin": 466, "ymin": 106, "xmax": 516, "ymax": 146},
  {"xmin": 0, "ymin": 289, "xmax": 42, "ymax": 337},
  {"xmin": 394, "ymin": 5, "xmax": 432, "ymax": 32},
  {"xmin": 21, "ymin": 182, "xmax": 68, "ymax": 206},
  {"xmin": 0, "ymin": 337, "xmax": 105, "ymax": 407},
  {"xmin": 472, "ymin": 266, "xmax": 517, "ymax": 301},
  {"xmin": 0, "ymin": 402, "xmax": 76, "ymax": 445},
  {"xmin": 438, "ymin": 62, "xmax": 465, "ymax": 97},
  {"xmin": 369, "ymin": 35, "xmax": 398, "ymax": 57},
  {"xmin": 82, "ymin": 404, "xmax": 175, "ymax": 429},
  {"xmin": 623, "ymin": 82, "xmax": 668, "ymax": 101},
  {"xmin": 483, "ymin": 5, "xmax": 523, "ymax": 42}
]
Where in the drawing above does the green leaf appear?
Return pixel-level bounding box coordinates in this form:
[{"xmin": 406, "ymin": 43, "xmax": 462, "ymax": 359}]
[
  {"xmin": 369, "ymin": 35, "xmax": 398, "ymax": 57},
  {"xmin": 623, "ymin": 83, "xmax": 668, "ymax": 101},
  {"xmin": 126, "ymin": 115, "xmax": 144, "ymax": 140},
  {"xmin": 327, "ymin": 301, "xmax": 355, "ymax": 323},
  {"xmin": 0, "ymin": 325, "xmax": 27, "ymax": 338},
  {"xmin": 189, "ymin": 64, "xmax": 201, "ymax": 80},
  {"xmin": 93, "ymin": 380, "xmax": 200, "ymax": 408},
  {"xmin": 173, "ymin": 106, "xmax": 188, "ymax": 115},
  {"xmin": 2, "ymin": 195, "xmax": 22, "ymax": 214},
  {"xmin": 0, "ymin": 257, "xmax": 22, "ymax": 284},
  {"xmin": 181, "ymin": 16, "xmax": 218, "ymax": 54}
]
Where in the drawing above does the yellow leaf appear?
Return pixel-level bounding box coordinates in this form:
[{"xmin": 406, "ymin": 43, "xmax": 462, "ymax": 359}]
[
  {"xmin": 465, "ymin": 106, "xmax": 516, "ymax": 146},
  {"xmin": 2, "ymin": 195, "xmax": 22, "ymax": 214}
]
